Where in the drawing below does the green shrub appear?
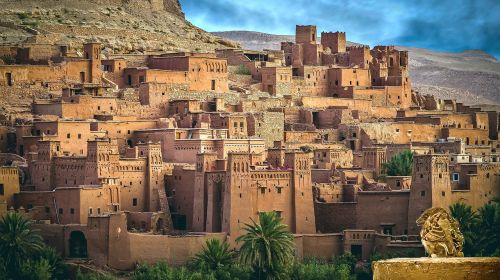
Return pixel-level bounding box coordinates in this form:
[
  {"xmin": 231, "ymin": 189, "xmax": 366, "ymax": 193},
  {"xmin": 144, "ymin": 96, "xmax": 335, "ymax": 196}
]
[
  {"xmin": 76, "ymin": 269, "xmax": 115, "ymax": 280},
  {"xmin": 236, "ymin": 65, "xmax": 251, "ymax": 75},
  {"xmin": 288, "ymin": 261, "xmax": 353, "ymax": 280},
  {"xmin": 19, "ymin": 259, "xmax": 52, "ymax": 280},
  {"xmin": 17, "ymin": 13, "xmax": 29, "ymax": 20}
]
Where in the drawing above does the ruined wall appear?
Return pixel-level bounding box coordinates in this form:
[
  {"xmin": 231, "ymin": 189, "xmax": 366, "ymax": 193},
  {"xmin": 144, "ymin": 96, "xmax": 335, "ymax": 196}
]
[{"xmin": 246, "ymin": 112, "xmax": 284, "ymax": 147}]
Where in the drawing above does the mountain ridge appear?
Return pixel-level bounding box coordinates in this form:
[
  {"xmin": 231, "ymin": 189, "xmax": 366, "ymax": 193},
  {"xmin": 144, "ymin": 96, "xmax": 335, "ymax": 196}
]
[{"xmin": 0, "ymin": 0, "xmax": 237, "ymax": 53}]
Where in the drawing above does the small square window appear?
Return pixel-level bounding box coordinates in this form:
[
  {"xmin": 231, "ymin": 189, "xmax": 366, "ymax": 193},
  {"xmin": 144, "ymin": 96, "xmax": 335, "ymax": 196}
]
[
  {"xmin": 70, "ymin": 208, "xmax": 75, "ymax": 214},
  {"xmin": 133, "ymin": 198, "xmax": 137, "ymax": 206},
  {"xmin": 420, "ymin": 191, "xmax": 425, "ymax": 197},
  {"xmin": 67, "ymin": 133, "xmax": 71, "ymax": 139},
  {"xmin": 58, "ymin": 208, "xmax": 63, "ymax": 214}
]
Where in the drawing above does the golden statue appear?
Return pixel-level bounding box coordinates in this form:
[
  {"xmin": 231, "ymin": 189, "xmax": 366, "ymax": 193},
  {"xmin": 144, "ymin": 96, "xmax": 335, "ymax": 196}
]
[{"xmin": 417, "ymin": 207, "xmax": 464, "ymax": 257}]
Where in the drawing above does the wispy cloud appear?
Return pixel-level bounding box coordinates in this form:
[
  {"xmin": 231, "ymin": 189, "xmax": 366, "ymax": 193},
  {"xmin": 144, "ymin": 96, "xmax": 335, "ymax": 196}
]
[{"xmin": 179, "ymin": 0, "xmax": 500, "ymax": 58}]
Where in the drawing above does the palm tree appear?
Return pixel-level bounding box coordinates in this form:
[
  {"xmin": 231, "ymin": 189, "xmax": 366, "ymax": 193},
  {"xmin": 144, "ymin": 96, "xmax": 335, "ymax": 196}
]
[
  {"xmin": 382, "ymin": 150, "xmax": 413, "ymax": 176},
  {"xmin": 474, "ymin": 202, "xmax": 500, "ymax": 256},
  {"xmin": 0, "ymin": 211, "xmax": 45, "ymax": 277},
  {"xmin": 449, "ymin": 202, "xmax": 478, "ymax": 256},
  {"xmin": 194, "ymin": 239, "xmax": 236, "ymax": 271},
  {"xmin": 236, "ymin": 212, "xmax": 295, "ymax": 280}
]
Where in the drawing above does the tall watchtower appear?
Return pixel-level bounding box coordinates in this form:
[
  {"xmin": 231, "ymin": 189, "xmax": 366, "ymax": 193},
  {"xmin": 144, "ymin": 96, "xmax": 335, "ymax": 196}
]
[
  {"xmin": 192, "ymin": 152, "xmax": 219, "ymax": 232},
  {"xmin": 296, "ymin": 25, "xmax": 317, "ymax": 44},
  {"xmin": 33, "ymin": 140, "xmax": 61, "ymax": 191},
  {"xmin": 407, "ymin": 154, "xmax": 452, "ymax": 234},
  {"xmin": 138, "ymin": 142, "xmax": 164, "ymax": 212},
  {"xmin": 321, "ymin": 31, "xmax": 346, "ymax": 53},
  {"xmin": 83, "ymin": 42, "xmax": 102, "ymax": 83},
  {"xmin": 285, "ymin": 151, "xmax": 316, "ymax": 234},
  {"xmin": 84, "ymin": 138, "xmax": 119, "ymax": 185},
  {"xmin": 223, "ymin": 153, "xmax": 252, "ymax": 240}
]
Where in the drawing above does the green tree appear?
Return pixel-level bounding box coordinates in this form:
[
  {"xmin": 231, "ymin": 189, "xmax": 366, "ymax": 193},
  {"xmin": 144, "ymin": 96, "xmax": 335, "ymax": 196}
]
[
  {"xmin": 0, "ymin": 212, "xmax": 45, "ymax": 278},
  {"xmin": 382, "ymin": 150, "xmax": 413, "ymax": 176},
  {"xmin": 236, "ymin": 212, "xmax": 295, "ymax": 280},
  {"xmin": 474, "ymin": 201, "xmax": 500, "ymax": 256},
  {"xmin": 194, "ymin": 239, "xmax": 236, "ymax": 271},
  {"xmin": 37, "ymin": 246, "xmax": 67, "ymax": 280},
  {"xmin": 450, "ymin": 200, "xmax": 500, "ymax": 257},
  {"xmin": 449, "ymin": 202, "xmax": 478, "ymax": 256}
]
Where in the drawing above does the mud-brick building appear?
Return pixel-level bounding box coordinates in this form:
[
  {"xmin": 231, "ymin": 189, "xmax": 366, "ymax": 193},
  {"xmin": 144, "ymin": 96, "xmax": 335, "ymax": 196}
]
[
  {"xmin": 165, "ymin": 151, "xmax": 316, "ymax": 241},
  {"xmin": 0, "ymin": 166, "xmax": 20, "ymax": 216},
  {"xmin": 122, "ymin": 52, "xmax": 229, "ymax": 92},
  {"xmin": 16, "ymin": 138, "xmax": 167, "ymax": 221},
  {"xmin": 0, "ymin": 42, "xmax": 102, "ymax": 86}
]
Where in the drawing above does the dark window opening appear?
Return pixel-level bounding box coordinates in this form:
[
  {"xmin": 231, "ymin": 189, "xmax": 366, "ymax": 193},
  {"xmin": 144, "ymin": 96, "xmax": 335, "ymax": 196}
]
[{"xmin": 6, "ymin": 73, "xmax": 13, "ymax": 86}]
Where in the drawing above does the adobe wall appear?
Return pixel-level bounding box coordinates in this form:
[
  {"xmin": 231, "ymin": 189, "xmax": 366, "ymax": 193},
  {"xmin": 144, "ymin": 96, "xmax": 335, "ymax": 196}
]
[
  {"xmin": 356, "ymin": 191, "xmax": 410, "ymax": 235},
  {"xmin": 148, "ymin": 56, "xmax": 229, "ymax": 92},
  {"xmin": 442, "ymin": 128, "xmax": 490, "ymax": 145},
  {"xmin": 165, "ymin": 166, "xmax": 196, "ymax": 229},
  {"xmin": 314, "ymin": 202, "xmax": 356, "ymax": 233},
  {"xmin": 450, "ymin": 164, "xmax": 499, "ymax": 209},
  {"xmin": 0, "ymin": 167, "xmax": 20, "ymax": 208},
  {"xmin": 126, "ymin": 231, "xmax": 227, "ymax": 267},
  {"xmin": 295, "ymin": 234, "xmax": 344, "ymax": 261},
  {"xmin": 301, "ymin": 96, "xmax": 372, "ymax": 111},
  {"xmin": 92, "ymin": 120, "xmax": 157, "ymax": 154},
  {"xmin": 357, "ymin": 123, "xmax": 441, "ymax": 145}
]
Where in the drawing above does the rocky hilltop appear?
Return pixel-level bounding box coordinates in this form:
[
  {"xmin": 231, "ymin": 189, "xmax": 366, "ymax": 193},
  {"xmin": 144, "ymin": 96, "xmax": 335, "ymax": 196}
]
[
  {"xmin": 0, "ymin": 0, "xmax": 237, "ymax": 53},
  {"xmin": 214, "ymin": 31, "xmax": 500, "ymax": 105}
]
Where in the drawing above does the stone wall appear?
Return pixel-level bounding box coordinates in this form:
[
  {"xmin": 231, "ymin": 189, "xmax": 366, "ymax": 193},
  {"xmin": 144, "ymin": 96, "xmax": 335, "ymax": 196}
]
[{"xmin": 373, "ymin": 258, "xmax": 500, "ymax": 280}]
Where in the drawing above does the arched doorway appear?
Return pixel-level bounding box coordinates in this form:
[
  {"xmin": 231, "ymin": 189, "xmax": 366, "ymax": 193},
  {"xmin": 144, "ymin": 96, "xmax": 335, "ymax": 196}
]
[{"xmin": 69, "ymin": 231, "xmax": 88, "ymax": 258}]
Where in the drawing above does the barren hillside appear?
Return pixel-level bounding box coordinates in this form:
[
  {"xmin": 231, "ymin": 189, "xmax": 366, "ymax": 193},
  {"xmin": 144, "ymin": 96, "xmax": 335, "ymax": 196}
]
[
  {"xmin": 0, "ymin": 0, "xmax": 237, "ymax": 53},
  {"xmin": 214, "ymin": 31, "xmax": 500, "ymax": 105}
]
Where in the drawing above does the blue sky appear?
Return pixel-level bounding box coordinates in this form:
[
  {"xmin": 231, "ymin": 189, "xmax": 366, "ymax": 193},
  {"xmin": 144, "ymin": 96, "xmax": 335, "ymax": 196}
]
[{"xmin": 179, "ymin": 0, "xmax": 500, "ymax": 59}]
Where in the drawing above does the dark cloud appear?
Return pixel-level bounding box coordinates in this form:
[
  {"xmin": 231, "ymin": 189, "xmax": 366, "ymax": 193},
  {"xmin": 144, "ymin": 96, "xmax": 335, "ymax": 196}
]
[{"xmin": 179, "ymin": 0, "xmax": 500, "ymax": 58}]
